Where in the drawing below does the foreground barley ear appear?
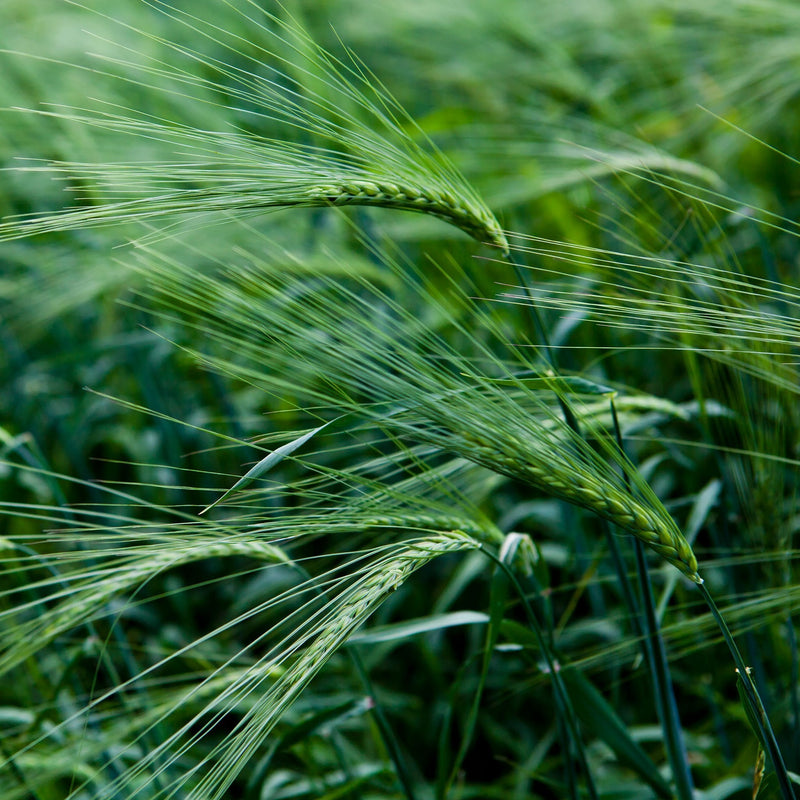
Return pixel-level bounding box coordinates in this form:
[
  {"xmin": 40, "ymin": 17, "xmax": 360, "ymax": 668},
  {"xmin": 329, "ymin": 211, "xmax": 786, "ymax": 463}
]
[
  {"xmin": 68, "ymin": 530, "xmax": 480, "ymax": 800},
  {"xmin": 173, "ymin": 531, "xmax": 481, "ymax": 800},
  {"xmin": 0, "ymin": 2, "xmax": 507, "ymax": 253},
  {"xmin": 138, "ymin": 244, "xmax": 701, "ymax": 584},
  {"xmin": 392, "ymin": 395, "xmax": 702, "ymax": 584}
]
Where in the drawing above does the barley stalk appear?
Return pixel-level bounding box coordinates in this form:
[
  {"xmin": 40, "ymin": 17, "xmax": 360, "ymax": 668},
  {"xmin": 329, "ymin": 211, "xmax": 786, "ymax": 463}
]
[
  {"xmin": 1, "ymin": 0, "xmax": 509, "ymax": 256},
  {"xmin": 193, "ymin": 531, "xmax": 478, "ymax": 799},
  {"xmin": 0, "ymin": 141, "xmax": 507, "ymax": 256},
  {"xmin": 0, "ymin": 510, "xmax": 497, "ymax": 679}
]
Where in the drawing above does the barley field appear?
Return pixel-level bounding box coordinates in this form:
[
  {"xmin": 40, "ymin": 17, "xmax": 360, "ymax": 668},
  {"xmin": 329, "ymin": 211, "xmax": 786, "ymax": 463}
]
[{"xmin": 1, "ymin": 2, "xmax": 799, "ymax": 798}]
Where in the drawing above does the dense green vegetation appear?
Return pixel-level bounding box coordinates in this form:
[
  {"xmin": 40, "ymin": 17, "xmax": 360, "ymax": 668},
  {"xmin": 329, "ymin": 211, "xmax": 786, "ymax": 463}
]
[{"xmin": 1, "ymin": 2, "xmax": 799, "ymax": 798}]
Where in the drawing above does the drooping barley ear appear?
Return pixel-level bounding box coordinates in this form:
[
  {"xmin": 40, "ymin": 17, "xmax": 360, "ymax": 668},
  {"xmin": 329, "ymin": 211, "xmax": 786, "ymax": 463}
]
[
  {"xmin": 0, "ymin": 537, "xmax": 290, "ymax": 677},
  {"xmin": 0, "ymin": 166, "xmax": 508, "ymax": 255},
  {"xmin": 1, "ymin": 4, "xmax": 510, "ymax": 254},
  {"xmin": 524, "ymin": 463, "xmax": 699, "ymax": 581},
  {"xmin": 146, "ymin": 531, "xmax": 481, "ymax": 800},
  {"xmin": 0, "ymin": 171, "xmax": 508, "ymax": 255},
  {"xmin": 302, "ymin": 181, "xmax": 509, "ymax": 253},
  {"xmin": 463, "ymin": 435, "xmax": 702, "ymax": 583}
]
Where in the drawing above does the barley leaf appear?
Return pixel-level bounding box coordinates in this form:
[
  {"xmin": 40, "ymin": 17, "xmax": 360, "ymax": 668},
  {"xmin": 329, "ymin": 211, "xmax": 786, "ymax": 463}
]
[
  {"xmin": 200, "ymin": 417, "xmax": 343, "ymax": 514},
  {"xmin": 348, "ymin": 610, "xmax": 488, "ymax": 644},
  {"xmin": 560, "ymin": 667, "xmax": 673, "ymax": 799}
]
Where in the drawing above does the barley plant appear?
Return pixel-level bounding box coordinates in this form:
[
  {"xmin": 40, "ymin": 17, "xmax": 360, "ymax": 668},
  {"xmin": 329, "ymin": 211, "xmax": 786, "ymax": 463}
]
[{"xmin": 1, "ymin": 1, "xmax": 799, "ymax": 799}]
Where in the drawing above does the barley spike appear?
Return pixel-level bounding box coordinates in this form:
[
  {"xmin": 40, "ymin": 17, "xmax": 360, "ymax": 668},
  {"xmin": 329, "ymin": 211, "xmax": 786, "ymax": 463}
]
[
  {"xmin": 454, "ymin": 431, "xmax": 702, "ymax": 583},
  {"xmin": 304, "ymin": 181, "xmax": 508, "ymax": 253}
]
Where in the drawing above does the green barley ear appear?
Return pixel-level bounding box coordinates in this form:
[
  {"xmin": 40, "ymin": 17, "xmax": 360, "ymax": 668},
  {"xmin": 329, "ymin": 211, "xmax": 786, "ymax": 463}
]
[
  {"xmin": 0, "ymin": 3, "xmax": 507, "ymax": 253},
  {"xmin": 0, "ymin": 535, "xmax": 290, "ymax": 677},
  {"xmin": 410, "ymin": 409, "xmax": 702, "ymax": 584},
  {"xmin": 137, "ymin": 243, "xmax": 699, "ymax": 584},
  {"xmin": 303, "ymin": 180, "xmax": 507, "ymax": 253}
]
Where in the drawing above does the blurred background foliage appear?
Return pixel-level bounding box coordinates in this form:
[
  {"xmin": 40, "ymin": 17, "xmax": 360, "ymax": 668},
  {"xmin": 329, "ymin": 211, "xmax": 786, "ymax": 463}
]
[{"xmin": 1, "ymin": 1, "xmax": 799, "ymax": 798}]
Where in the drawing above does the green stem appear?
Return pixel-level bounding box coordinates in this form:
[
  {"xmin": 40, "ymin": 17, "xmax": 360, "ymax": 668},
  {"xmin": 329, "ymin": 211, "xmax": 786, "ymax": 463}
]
[
  {"xmin": 632, "ymin": 538, "xmax": 696, "ymax": 800},
  {"xmin": 479, "ymin": 546, "xmax": 599, "ymax": 800},
  {"xmin": 610, "ymin": 399, "xmax": 695, "ymax": 800},
  {"xmin": 698, "ymin": 582, "xmax": 795, "ymax": 800}
]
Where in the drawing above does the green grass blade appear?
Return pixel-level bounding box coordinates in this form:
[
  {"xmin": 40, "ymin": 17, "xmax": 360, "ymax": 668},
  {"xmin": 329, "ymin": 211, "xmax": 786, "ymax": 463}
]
[
  {"xmin": 560, "ymin": 667, "xmax": 672, "ymax": 799},
  {"xmin": 200, "ymin": 417, "xmax": 343, "ymax": 514},
  {"xmin": 348, "ymin": 611, "xmax": 488, "ymax": 645}
]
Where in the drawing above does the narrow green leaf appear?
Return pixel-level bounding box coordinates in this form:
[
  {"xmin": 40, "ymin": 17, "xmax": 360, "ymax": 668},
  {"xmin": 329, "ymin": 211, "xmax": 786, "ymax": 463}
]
[
  {"xmin": 348, "ymin": 611, "xmax": 488, "ymax": 644},
  {"xmin": 561, "ymin": 668, "xmax": 673, "ymax": 799},
  {"xmin": 200, "ymin": 418, "xmax": 342, "ymax": 514}
]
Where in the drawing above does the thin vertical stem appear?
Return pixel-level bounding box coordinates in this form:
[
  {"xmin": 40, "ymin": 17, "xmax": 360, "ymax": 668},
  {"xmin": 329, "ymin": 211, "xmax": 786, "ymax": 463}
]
[
  {"xmin": 480, "ymin": 546, "xmax": 599, "ymax": 800},
  {"xmin": 632, "ymin": 538, "xmax": 696, "ymax": 800},
  {"xmin": 699, "ymin": 583, "xmax": 795, "ymax": 800},
  {"xmin": 610, "ymin": 400, "xmax": 695, "ymax": 800}
]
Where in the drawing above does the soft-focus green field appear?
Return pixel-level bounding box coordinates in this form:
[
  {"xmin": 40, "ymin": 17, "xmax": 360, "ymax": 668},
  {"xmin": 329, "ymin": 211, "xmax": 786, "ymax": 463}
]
[{"xmin": 1, "ymin": 2, "xmax": 799, "ymax": 798}]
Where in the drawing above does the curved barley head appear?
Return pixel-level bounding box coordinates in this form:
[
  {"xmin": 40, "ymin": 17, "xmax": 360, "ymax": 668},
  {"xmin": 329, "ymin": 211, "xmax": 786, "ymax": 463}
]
[{"xmin": 0, "ymin": 6, "xmax": 507, "ymax": 255}]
